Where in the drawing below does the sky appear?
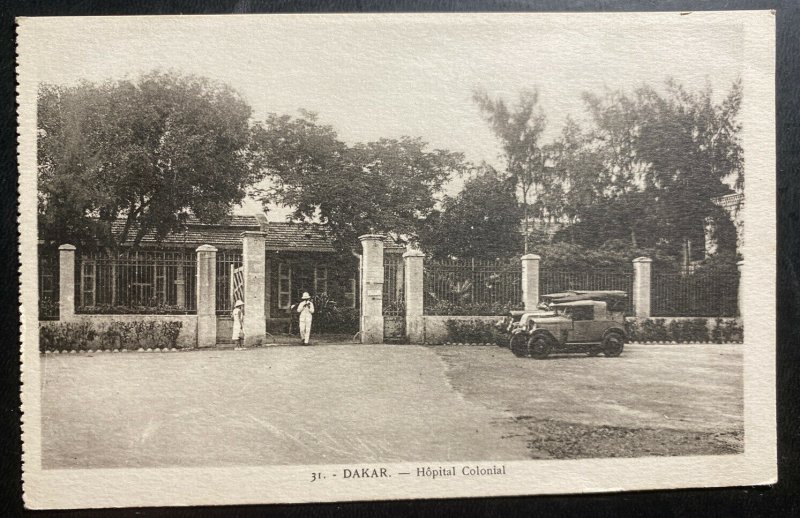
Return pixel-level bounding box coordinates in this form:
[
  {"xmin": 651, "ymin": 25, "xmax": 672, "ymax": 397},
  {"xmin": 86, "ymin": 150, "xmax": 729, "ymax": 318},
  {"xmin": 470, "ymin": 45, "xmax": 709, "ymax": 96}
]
[{"xmin": 25, "ymin": 13, "xmax": 745, "ymax": 219}]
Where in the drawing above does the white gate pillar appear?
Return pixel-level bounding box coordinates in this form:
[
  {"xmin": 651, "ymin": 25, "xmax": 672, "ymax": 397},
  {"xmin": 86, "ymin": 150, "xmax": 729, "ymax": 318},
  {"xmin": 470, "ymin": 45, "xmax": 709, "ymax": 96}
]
[
  {"xmin": 196, "ymin": 245, "xmax": 218, "ymax": 348},
  {"xmin": 242, "ymin": 231, "xmax": 267, "ymax": 346},
  {"xmin": 359, "ymin": 234, "xmax": 385, "ymax": 344},
  {"xmin": 403, "ymin": 249, "xmax": 425, "ymax": 343},
  {"xmin": 521, "ymin": 253, "xmax": 541, "ymax": 311},
  {"xmin": 58, "ymin": 244, "xmax": 76, "ymax": 320},
  {"xmin": 737, "ymin": 259, "xmax": 744, "ymax": 318},
  {"xmin": 632, "ymin": 257, "xmax": 653, "ymax": 318}
]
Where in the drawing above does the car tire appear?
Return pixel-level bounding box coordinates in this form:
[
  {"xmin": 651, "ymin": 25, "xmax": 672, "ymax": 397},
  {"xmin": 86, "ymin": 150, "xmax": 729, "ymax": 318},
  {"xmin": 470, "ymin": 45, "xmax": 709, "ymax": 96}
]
[
  {"xmin": 510, "ymin": 333, "xmax": 529, "ymax": 357},
  {"xmin": 602, "ymin": 331, "xmax": 625, "ymax": 357},
  {"xmin": 528, "ymin": 334, "xmax": 553, "ymax": 359}
]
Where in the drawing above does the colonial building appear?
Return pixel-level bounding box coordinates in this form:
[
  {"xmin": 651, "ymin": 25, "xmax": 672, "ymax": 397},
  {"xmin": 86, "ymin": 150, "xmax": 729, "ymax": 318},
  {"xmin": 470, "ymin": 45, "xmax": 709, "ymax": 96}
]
[
  {"xmin": 704, "ymin": 192, "xmax": 744, "ymax": 257},
  {"xmin": 38, "ymin": 214, "xmax": 389, "ymax": 342}
]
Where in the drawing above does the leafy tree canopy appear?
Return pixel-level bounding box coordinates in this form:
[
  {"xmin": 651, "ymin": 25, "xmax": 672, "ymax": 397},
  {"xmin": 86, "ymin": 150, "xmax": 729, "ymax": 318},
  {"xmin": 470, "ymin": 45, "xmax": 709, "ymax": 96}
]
[
  {"xmin": 251, "ymin": 112, "xmax": 467, "ymax": 249},
  {"xmin": 473, "ymin": 89, "xmax": 548, "ymax": 253},
  {"xmin": 549, "ymin": 78, "xmax": 743, "ymax": 257},
  {"xmin": 420, "ymin": 165, "xmax": 523, "ymax": 260},
  {"xmin": 38, "ymin": 71, "xmax": 257, "ymax": 249}
]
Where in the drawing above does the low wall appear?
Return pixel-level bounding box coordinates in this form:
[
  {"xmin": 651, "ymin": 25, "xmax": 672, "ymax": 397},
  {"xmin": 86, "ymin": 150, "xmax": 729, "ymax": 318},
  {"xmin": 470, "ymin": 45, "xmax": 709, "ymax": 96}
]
[
  {"xmin": 65, "ymin": 314, "xmax": 198, "ymax": 348},
  {"xmin": 418, "ymin": 315, "xmax": 502, "ymax": 345}
]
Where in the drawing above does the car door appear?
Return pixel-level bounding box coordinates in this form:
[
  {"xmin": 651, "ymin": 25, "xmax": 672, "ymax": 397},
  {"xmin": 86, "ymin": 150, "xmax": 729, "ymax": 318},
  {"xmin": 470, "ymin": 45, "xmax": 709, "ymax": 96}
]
[{"xmin": 568, "ymin": 306, "xmax": 594, "ymax": 342}]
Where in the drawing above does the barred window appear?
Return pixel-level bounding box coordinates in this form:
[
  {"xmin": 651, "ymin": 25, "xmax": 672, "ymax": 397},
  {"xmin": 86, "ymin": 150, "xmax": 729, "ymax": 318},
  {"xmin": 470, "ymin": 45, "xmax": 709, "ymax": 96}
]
[
  {"xmin": 343, "ymin": 276, "xmax": 356, "ymax": 308},
  {"xmin": 278, "ymin": 262, "xmax": 292, "ymax": 309},
  {"xmin": 314, "ymin": 266, "xmax": 328, "ymax": 295}
]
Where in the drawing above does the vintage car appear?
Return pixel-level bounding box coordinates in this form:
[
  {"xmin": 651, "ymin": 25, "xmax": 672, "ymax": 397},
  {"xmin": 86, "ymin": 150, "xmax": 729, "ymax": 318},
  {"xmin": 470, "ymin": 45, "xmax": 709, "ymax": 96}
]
[{"xmin": 500, "ymin": 290, "xmax": 627, "ymax": 359}]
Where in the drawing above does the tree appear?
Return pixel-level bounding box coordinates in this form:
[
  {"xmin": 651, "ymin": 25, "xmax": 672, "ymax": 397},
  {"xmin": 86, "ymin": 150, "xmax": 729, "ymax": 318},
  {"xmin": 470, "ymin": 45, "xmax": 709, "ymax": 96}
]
[
  {"xmin": 550, "ymin": 79, "xmax": 743, "ymax": 258},
  {"xmin": 420, "ymin": 165, "xmax": 523, "ymax": 260},
  {"xmin": 251, "ymin": 112, "xmax": 466, "ymax": 249},
  {"xmin": 473, "ymin": 89, "xmax": 550, "ymax": 253},
  {"xmin": 38, "ymin": 71, "xmax": 257, "ymax": 249}
]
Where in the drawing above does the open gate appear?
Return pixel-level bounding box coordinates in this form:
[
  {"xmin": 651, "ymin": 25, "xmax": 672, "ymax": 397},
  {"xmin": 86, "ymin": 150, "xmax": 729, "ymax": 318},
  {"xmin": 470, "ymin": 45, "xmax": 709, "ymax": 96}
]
[
  {"xmin": 383, "ymin": 252, "xmax": 406, "ymax": 342},
  {"xmin": 230, "ymin": 265, "xmax": 244, "ymax": 304}
]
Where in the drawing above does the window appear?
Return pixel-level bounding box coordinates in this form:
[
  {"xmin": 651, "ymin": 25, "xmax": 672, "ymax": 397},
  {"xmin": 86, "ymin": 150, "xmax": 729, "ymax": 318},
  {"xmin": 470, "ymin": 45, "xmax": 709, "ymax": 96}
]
[
  {"xmin": 81, "ymin": 260, "xmax": 96, "ymax": 307},
  {"xmin": 314, "ymin": 266, "xmax": 328, "ymax": 295},
  {"xmin": 343, "ymin": 276, "xmax": 356, "ymax": 308},
  {"xmin": 278, "ymin": 262, "xmax": 292, "ymax": 309},
  {"xmin": 571, "ymin": 306, "xmax": 594, "ymax": 321}
]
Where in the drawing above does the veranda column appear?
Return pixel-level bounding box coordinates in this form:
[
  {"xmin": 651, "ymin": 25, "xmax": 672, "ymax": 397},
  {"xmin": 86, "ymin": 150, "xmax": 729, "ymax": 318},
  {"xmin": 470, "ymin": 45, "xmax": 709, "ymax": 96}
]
[
  {"xmin": 58, "ymin": 244, "xmax": 76, "ymax": 320},
  {"xmin": 359, "ymin": 234, "xmax": 385, "ymax": 344},
  {"xmin": 196, "ymin": 245, "xmax": 217, "ymax": 348},
  {"xmin": 242, "ymin": 232, "xmax": 267, "ymax": 346},
  {"xmin": 521, "ymin": 253, "xmax": 541, "ymax": 311},
  {"xmin": 632, "ymin": 257, "xmax": 653, "ymax": 318},
  {"xmin": 737, "ymin": 259, "xmax": 744, "ymax": 318},
  {"xmin": 403, "ymin": 249, "xmax": 425, "ymax": 343}
]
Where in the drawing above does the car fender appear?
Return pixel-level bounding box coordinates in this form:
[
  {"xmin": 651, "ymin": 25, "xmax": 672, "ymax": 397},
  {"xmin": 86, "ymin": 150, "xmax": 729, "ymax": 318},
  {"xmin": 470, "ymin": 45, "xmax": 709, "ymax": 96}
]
[
  {"xmin": 529, "ymin": 328, "xmax": 558, "ymax": 345},
  {"xmin": 602, "ymin": 326, "xmax": 626, "ymax": 341}
]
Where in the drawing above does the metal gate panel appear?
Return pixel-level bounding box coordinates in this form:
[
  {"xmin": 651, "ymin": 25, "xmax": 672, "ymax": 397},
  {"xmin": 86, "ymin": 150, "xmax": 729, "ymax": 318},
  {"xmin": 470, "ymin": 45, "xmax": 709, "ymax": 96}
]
[{"xmin": 383, "ymin": 252, "xmax": 406, "ymax": 341}]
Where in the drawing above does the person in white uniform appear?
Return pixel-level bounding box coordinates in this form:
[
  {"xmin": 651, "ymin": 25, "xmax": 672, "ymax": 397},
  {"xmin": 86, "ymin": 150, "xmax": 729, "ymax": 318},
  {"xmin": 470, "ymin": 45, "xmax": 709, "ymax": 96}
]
[
  {"xmin": 232, "ymin": 300, "xmax": 244, "ymax": 348},
  {"xmin": 297, "ymin": 292, "xmax": 315, "ymax": 345}
]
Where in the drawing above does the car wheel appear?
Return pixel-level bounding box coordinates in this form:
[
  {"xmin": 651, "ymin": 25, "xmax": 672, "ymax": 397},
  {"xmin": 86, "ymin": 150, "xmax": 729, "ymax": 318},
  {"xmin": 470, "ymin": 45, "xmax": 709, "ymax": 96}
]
[
  {"xmin": 528, "ymin": 334, "xmax": 553, "ymax": 359},
  {"xmin": 510, "ymin": 333, "xmax": 529, "ymax": 357},
  {"xmin": 602, "ymin": 332, "xmax": 625, "ymax": 357}
]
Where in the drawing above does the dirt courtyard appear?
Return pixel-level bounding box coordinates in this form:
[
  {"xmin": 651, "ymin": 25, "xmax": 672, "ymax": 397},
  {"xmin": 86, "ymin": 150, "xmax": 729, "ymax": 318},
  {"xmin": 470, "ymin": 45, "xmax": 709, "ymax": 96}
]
[{"xmin": 40, "ymin": 343, "xmax": 742, "ymax": 468}]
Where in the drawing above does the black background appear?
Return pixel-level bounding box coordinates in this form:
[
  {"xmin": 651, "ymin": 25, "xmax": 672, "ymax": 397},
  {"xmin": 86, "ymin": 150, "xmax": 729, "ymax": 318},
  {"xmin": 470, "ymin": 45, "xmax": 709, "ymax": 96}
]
[{"xmin": 1, "ymin": 1, "xmax": 797, "ymax": 516}]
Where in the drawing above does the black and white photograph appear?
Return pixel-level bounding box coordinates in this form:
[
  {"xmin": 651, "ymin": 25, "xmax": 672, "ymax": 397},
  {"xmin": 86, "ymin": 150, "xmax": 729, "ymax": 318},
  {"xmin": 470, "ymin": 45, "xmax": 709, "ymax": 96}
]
[{"xmin": 16, "ymin": 11, "xmax": 776, "ymax": 508}]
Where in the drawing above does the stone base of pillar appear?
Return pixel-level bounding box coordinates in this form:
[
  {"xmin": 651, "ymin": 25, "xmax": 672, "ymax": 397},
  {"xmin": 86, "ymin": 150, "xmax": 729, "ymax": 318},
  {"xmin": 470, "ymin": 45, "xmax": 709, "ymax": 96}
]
[
  {"xmin": 361, "ymin": 315, "xmax": 384, "ymax": 344},
  {"xmin": 197, "ymin": 314, "xmax": 216, "ymax": 348},
  {"xmin": 407, "ymin": 316, "xmax": 425, "ymax": 344}
]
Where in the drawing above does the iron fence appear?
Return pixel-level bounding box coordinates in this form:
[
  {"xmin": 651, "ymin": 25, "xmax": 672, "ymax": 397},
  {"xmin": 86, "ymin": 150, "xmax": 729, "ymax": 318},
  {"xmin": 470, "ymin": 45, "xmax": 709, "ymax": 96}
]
[
  {"xmin": 540, "ymin": 269, "xmax": 634, "ymax": 315},
  {"xmin": 216, "ymin": 250, "xmax": 243, "ymax": 315},
  {"xmin": 75, "ymin": 250, "xmax": 197, "ymax": 314},
  {"xmin": 424, "ymin": 258, "xmax": 522, "ymax": 315},
  {"xmin": 652, "ymin": 271, "xmax": 739, "ymax": 317},
  {"xmin": 38, "ymin": 252, "xmax": 60, "ymax": 320}
]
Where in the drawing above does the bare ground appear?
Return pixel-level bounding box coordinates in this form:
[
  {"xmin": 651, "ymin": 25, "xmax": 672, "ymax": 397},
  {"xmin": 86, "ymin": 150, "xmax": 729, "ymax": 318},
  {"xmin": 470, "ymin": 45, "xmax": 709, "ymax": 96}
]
[
  {"xmin": 40, "ymin": 342, "xmax": 742, "ymax": 468},
  {"xmin": 432, "ymin": 343, "xmax": 744, "ymax": 459}
]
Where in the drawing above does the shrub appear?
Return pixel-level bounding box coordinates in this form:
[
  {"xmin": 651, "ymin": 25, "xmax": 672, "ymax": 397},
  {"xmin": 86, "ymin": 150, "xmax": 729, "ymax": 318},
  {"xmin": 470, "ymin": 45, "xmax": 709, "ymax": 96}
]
[
  {"xmin": 426, "ymin": 301, "xmax": 523, "ymax": 316},
  {"xmin": 39, "ymin": 321, "xmax": 96, "ymax": 352},
  {"xmin": 444, "ymin": 319, "xmax": 506, "ymax": 345},
  {"xmin": 626, "ymin": 318, "xmax": 742, "ymax": 343},
  {"xmin": 76, "ymin": 304, "xmax": 192, "ymax": 315},
  {"xmin": 40, "ymin": 320, "xmax": 184, "ymax": 352},
  {"xmin": 712, "ymin": 318, "xmax": 744, "ymax": 342},
  {"xmin": 309, "ymin": 294, "xmax": 359, "ymax": 334}
]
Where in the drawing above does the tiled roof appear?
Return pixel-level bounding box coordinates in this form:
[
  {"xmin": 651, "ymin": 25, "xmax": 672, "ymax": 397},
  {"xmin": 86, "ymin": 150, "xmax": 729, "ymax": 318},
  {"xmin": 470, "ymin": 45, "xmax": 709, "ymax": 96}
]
[
  {"xmin": 264, "ymin": 222, "xmax": 335, "ymax": 252},
  {"xmin": 110, "ymin": 217, "xmax": 259, "ymax": 248},
  {"xmin": 106, "ymin": 215, "xmax": 405, "ymax": 253}
]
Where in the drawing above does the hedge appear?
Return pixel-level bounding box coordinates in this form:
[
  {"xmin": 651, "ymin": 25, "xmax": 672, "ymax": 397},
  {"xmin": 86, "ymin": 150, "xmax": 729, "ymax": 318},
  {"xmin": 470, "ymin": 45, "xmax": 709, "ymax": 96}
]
[
  {"xmin": 444, "ymin": 319, "xmax": 506, "ymax": 345},
  {"xmin": 426, "ymin": 301, "xmax": 523, "ymax": 317},
  {"xmin": 39, "ymin": 320, "xmax": 184, "ymax": 352},
  {"xmin": 443, "ymin": 317, "xmax": 743, "ymax": 346},
  {"xmin": 625, "ymin": 318, "xmax": 743, "ymax": 343}
]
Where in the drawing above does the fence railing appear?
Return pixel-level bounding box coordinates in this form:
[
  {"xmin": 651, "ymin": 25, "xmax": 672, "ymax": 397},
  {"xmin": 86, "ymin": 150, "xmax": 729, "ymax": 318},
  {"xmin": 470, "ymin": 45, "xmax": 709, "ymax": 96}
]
[
  {"xmin": 38, "ymin": 252, "xmax": 60, "ymax": 320},
  {"xmin": 75, "ymin": 250, "xmax": 197, "ymax": 314},
  {"xmin": 652, "ymin": 271, "xmax": 739, "ymax": 317},
  {"xmin": 424, "ymin": 258, "xmax": 522, "ymax": 315},
  {"xmin": 216, "ymin": 250, "xmax": 243, "ymax": 315},
  {"xmin": 540, "ymin": 269, "xmax": 634, "ymax": 315}
]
